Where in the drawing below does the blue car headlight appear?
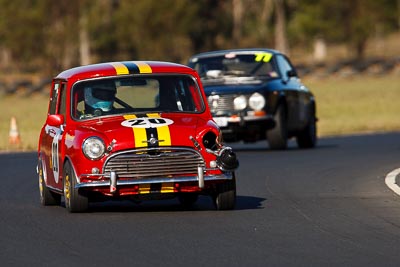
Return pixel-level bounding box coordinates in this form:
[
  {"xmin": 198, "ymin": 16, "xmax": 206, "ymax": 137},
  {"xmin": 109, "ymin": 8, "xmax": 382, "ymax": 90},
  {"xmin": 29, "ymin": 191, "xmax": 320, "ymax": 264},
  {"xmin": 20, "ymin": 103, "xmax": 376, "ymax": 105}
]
[
  {"xmin": 234, "ymin": 95, "xmax": 247, "ymax": 110},
  {"xmin": 249, "ymin": 93, "xmax": 265, "ymax": 111}
]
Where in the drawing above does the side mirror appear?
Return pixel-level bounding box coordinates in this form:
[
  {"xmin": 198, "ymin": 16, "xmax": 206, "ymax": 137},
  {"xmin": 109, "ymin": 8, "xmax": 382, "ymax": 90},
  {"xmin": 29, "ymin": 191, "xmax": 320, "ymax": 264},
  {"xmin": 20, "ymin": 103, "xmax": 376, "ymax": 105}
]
[
  {"xmin": 46, "ymin": 114, "xmax": 64, "ymax": 127},
  {"xmin": 287, "ymin": 69, "xmax": 298, "ymax": 78}
]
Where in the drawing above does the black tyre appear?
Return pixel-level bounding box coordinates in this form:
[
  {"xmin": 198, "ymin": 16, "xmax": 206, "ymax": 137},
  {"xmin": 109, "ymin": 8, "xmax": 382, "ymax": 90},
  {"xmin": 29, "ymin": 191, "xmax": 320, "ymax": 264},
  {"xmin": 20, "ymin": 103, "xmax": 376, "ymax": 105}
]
[
  {"xmin": 266, "ymin": 104, "xmax": 288, "ymax": 150},
  {"xmin": 296, "ymin": 110, "xmax": 317, "ymax": 149},
  {"xmin": 178, "ymin": 193, "xmax": 198, "ymax": 208},
  {"xmin": 213, "ymin": 174, "xmax": 236, "ymax": 210},
  {"xmin": 38, "ymin": 161, "xmax": 61, "ymax": 206},
  {"xmin": 63, "ymin": 161, "xmax": 89, "ymax": 213}
]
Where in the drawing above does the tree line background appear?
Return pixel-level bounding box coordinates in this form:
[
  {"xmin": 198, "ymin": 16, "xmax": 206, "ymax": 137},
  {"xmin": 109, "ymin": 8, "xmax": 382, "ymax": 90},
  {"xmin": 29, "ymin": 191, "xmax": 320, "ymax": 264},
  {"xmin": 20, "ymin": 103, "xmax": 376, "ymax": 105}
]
[{"xmin": 0, "ymin": 0, "xmax": 399, "ymax": 77}]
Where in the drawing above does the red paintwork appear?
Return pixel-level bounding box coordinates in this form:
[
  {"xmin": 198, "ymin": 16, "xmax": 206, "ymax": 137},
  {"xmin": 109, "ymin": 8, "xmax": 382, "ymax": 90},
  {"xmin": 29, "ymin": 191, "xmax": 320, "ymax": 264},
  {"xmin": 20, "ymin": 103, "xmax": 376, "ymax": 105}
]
[{"xmin": 38, "ymin": 61, "xmax": 226, "ymax": 198}]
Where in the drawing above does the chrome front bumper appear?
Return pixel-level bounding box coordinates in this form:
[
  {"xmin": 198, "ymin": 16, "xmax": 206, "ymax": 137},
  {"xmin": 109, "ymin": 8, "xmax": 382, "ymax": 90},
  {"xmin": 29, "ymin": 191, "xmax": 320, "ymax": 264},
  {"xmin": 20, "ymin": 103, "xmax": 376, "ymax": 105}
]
[{"xmin": 76, "ymin": 168, "xmax": 233, "ymax": 193}]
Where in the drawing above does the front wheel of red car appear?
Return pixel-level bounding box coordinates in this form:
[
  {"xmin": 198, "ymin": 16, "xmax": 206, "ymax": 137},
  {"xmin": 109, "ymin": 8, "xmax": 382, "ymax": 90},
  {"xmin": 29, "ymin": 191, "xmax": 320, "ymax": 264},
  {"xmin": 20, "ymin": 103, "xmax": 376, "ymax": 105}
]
[
  {"xmin": 38, "ymin": 161, "xmax": 61, "ymax": 206},
  {"xmin": 213, "ymin": 174, "xmax": 236, "ymax": 210},
  {"xmin": 63, "ymin": 161, "xmax": 88, "ymax": 213}
]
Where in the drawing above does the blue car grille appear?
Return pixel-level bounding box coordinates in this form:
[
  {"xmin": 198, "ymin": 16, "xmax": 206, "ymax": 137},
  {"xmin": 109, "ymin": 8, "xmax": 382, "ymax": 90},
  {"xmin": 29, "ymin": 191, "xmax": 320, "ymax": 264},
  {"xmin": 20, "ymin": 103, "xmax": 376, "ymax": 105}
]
[{"xmin": 208, "ymin": 95, "xmax": 235, "ymax": 113}]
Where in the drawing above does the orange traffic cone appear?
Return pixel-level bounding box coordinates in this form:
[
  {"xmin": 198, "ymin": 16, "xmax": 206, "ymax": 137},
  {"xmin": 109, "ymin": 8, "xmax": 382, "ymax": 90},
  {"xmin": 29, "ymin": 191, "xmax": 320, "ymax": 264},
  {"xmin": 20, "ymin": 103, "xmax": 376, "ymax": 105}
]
[{"xmin": 9, "ymin": 116, "xmax": 21, "ymax": 145}]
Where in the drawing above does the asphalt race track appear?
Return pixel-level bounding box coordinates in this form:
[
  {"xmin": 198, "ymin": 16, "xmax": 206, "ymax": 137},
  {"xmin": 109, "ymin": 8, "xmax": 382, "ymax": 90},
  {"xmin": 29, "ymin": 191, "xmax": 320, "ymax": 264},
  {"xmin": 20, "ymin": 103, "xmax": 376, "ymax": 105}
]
[{"xmin": 1, "ymin": 132, "xmax": 400, "ymax": 267}]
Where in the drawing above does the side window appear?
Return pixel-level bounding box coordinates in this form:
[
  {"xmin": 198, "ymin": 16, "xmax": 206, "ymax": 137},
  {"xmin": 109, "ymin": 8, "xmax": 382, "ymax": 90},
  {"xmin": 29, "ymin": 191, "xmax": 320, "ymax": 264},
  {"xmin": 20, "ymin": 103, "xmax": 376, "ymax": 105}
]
[
  {"xmin": 58, "ymin": 83, "xmax": 67, "ymax": 116},
  {"xmin": 49, "ymin": 82, "xmax": 60, "ymax": 115},
  {"xmin": 276, "ymin": 55, "xmax": 295, "ymax": 81},
  {"xmin": 48, "ymin": 81, "xmax": 67, "ymax": 116}
]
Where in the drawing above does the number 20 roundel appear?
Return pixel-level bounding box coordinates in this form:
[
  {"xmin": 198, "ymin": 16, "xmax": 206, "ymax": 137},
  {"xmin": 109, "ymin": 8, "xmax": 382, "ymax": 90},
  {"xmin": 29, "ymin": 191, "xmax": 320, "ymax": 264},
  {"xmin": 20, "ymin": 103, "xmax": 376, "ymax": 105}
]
[{"xmin": 121, "ymin": 117, "xmax": 174, "ymax": 128}]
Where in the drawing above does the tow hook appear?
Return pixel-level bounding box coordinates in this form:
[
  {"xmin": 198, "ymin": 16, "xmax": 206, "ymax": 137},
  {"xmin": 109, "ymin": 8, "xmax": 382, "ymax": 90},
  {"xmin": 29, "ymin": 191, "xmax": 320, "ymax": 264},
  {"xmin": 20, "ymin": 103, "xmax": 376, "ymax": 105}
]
[
  {"xmin": 110, "ymin": 171, "xmax": 117, "ymax": 193},
  {"xmin": 198, "ymin": 166, "xmax": 204, "ymax": 188}
]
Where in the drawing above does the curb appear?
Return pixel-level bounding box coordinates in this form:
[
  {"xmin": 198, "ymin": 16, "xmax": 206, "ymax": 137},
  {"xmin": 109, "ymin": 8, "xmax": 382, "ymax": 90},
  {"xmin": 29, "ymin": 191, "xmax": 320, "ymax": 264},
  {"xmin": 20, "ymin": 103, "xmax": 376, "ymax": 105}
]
[{"xmin": 385, "ymin": 168, "xmax": 400, "ymax": 196}]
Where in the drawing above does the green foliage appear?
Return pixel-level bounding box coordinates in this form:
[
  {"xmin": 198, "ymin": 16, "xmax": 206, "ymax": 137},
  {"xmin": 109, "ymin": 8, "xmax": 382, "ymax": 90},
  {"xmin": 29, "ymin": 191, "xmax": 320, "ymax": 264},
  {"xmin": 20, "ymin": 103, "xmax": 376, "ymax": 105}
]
[
  {"xmin": 289, "ymin": 0, "xmax": 399, "ymax": 58},
  {"xmin": 0, "ymin": 0, "xmax": 47, "ymax": 65},
  {"xmin": 0, "ymin": 0, "xmax": 398, "ymax": 72}
]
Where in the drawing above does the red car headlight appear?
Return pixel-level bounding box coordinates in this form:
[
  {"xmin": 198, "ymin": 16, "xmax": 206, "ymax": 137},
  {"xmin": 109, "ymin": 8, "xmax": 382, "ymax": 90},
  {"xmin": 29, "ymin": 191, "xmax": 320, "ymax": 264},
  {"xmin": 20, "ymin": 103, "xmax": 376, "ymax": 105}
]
[{"xmin": 82, "ymin": 137, "xmax": 106, "ymax": 160}]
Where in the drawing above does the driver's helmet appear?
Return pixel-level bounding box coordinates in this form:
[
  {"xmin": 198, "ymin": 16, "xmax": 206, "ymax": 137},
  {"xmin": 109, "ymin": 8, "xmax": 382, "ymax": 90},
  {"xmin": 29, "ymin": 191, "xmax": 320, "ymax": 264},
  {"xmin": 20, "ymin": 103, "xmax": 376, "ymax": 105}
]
[{"xmin": 84, "ymin": 82, "xmax": 116, "ymax": 112}]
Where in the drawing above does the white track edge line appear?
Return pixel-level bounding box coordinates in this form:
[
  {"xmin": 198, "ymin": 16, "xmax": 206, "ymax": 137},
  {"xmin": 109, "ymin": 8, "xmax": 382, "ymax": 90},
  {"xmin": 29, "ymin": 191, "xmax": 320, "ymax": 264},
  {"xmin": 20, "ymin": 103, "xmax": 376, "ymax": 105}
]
[{"xmin": 385, "ymin": 168, "xmax": 400, "ymax": 196}]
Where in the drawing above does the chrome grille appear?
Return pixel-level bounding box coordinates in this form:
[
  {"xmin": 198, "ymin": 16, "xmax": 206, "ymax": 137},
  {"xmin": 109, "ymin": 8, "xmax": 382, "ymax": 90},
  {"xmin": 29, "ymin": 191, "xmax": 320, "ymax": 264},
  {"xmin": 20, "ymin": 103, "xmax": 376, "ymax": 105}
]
[
  {"xmin": 208, "ymin": 95, "xmax": 235, "ymax": 113},
  {"xmin": 103, "ymin": 147, "xmax": 205, "ymax": 178}
]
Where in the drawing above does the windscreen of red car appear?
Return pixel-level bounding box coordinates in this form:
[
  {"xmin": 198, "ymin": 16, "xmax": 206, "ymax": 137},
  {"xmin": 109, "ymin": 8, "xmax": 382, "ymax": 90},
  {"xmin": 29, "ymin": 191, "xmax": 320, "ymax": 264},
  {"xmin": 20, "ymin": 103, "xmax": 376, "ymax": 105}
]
[{"xmin": 72, "ymin": 75, "xmax": 205, "ymax": 120}]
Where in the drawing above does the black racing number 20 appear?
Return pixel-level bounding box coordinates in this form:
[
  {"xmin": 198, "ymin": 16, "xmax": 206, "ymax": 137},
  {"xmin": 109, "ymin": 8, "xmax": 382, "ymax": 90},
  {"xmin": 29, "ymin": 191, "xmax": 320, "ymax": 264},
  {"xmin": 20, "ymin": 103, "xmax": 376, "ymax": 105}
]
[{"xmin": 128, "ymin": 118, "xmax": 167, "ymax": 127}]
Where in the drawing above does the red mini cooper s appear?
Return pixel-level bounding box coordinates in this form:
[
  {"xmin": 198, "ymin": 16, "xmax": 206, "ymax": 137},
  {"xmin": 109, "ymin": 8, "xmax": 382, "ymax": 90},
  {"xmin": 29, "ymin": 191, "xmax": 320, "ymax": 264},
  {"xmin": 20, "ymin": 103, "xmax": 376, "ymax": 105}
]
[{"xmin": 37, "ymin": 61, "xmax": 238, "ymax": 212}]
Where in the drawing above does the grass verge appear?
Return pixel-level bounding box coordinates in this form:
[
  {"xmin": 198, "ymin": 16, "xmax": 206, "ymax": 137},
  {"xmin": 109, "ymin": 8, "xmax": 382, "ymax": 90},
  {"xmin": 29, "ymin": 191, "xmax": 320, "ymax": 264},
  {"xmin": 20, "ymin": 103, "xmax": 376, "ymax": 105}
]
[
  {"xmin": 304, "ymin": 74, "xmax": 400, "ymax": 136},
  {"xmin": 0, "ymin": 74, "xmax": 399, "ymax": 151},
  {"xmin": 0, "ymin": 92, "xmax": 48, "ymax": 152}
]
